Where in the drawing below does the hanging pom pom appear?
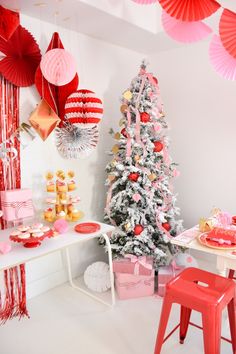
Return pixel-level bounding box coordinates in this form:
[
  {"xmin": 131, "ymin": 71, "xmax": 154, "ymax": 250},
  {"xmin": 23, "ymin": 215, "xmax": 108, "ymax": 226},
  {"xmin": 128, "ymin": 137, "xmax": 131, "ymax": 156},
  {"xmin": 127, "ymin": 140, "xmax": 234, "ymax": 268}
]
[{"xmin": 55, "ymin": 121, "xmax": 99, "ymax": 159}]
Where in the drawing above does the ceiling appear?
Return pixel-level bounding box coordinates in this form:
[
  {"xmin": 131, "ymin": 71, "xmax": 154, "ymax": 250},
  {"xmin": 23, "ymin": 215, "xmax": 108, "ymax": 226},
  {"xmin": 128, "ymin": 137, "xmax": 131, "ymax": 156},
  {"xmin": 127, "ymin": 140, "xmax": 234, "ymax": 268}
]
[{"xmin": 0, "ymin": 0, "xmax": 235, "ymax": 54}]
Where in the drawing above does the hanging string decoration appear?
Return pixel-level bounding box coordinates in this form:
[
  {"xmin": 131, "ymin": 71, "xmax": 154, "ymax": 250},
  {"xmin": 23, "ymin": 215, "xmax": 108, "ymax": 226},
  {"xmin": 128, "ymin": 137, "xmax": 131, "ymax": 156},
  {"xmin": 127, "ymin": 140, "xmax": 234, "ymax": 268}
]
[
  {"xmin": 0, "ymin": 25, "xmax": 41, "ymax": 87},
  {"xmin": 35, "ymin": 32, "xmax": 79, "ymax": 119},
  {"xmin": 0, "ymin": 75, "xmax": 29, "ymax": 323},
  {"xmin": 0, "ymin": 5, "xmax": 19, "ymax": 41}
]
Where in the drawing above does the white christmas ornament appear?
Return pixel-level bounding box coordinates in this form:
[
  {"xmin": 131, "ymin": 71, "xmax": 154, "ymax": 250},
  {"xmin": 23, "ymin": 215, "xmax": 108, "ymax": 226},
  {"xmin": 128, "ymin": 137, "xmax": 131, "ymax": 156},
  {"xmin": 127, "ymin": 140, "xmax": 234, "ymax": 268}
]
[{"xmin": 83, "ymin": 262, "xmax": 111, "ymax": 293}]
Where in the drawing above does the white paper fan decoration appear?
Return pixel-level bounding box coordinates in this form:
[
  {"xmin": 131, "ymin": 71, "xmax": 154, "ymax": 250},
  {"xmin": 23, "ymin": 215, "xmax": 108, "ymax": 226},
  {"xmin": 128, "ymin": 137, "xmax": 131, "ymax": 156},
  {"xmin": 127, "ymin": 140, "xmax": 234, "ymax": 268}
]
[
  {"xmin": 55, "ymin": 121, "xmax": 99, "ymax": 159},
  {"xmin": 84, "ymin": 262, "xmax": 111, "ymax": 293},
  {"xmin": 209, "ymin": 34, "xmax": 236, "ymax": 81}
]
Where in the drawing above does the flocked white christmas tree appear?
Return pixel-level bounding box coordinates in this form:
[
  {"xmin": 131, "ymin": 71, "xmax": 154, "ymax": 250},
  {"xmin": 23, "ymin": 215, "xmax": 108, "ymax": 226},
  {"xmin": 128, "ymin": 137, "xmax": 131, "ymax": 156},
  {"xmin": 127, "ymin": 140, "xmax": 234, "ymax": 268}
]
[{"xmin": 102, "ymin": 62, "xmax": 183, "ymax": 268}]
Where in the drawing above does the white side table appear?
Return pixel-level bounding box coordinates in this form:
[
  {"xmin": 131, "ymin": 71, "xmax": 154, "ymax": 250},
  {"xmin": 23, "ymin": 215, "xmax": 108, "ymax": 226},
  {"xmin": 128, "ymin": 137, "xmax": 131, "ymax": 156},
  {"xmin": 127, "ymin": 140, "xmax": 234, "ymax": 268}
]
[{"xmin": 0, "ymin": 221, "xmax": 116, "ymax": 307}]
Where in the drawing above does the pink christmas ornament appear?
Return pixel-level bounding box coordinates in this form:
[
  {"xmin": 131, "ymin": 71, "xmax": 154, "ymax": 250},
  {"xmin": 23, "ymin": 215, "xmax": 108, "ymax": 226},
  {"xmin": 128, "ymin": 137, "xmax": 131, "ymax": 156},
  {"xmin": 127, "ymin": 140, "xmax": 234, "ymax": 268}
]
[
  {"xmin": 162, "ymin": 11, "xmax": 212, "ymax": 43},
  {"xmin": 40, "ymin": 48, "xmax": 77, "ymax": 86},
  {"xmin": 53, "ymin": 219, "xmax": 69, "ymax": 233},
  {"xmin": 209, "ymin": 35, "xmax": 236, "ymax": 81},
  {"xmin": 133, "ymin": 193, "xmax": 141, "ymax": 202},
  {"xmin": 0, "ymin": 242, "xmax": 11, "ymax": 254},
  {"xmin": 173, "ymin": 168, "xmax": 180, "ymax": 177},
  {"xmin": 131, "ymin": 0, "xmax": 157, "ymax": 4}
]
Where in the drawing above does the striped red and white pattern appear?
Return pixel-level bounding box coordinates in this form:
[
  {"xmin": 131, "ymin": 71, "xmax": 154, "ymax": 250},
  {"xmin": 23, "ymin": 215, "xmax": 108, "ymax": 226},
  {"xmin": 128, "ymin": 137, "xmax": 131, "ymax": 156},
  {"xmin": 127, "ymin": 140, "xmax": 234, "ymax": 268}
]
[{"xmin": 64, "ymin": 89, "xmax": 103, "ymax": 124}]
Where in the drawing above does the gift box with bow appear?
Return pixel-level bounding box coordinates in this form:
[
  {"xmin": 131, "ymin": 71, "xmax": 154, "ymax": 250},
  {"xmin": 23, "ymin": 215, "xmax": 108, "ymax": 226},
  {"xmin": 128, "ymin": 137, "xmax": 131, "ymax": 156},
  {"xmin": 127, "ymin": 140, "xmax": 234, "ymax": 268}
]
[
  {"xmin": 115, "ymin": 271, "xmax": 155, "ymax": 300},
  {"xmin": 113, "ymin": 255, "xmax": 153, "ymax": 276},
  {"xmin": 158, "ymin": 261, "xmax": 184, "ymax": 297},
  {"xmin": 1, "ymin": 188, "xmax": 34, "ymax": 221}
]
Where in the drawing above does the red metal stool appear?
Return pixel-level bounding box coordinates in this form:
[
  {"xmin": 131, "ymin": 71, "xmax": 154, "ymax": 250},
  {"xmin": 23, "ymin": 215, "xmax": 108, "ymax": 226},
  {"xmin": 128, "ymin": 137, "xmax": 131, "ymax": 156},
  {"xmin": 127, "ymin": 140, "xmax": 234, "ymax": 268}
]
[
  {"xmin": 229, "ymin": 269, "xmax": 236, "ymax": 280},
  {"xmin": 154, "ymin": 267, "xmax": 236, "ymax": 354}
]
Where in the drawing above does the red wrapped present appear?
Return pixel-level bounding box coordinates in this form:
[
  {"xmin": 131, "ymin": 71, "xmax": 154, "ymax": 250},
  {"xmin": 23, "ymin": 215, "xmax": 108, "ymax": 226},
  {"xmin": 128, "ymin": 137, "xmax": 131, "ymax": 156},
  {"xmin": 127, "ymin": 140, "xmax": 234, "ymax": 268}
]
[
  {"xmin": 113, "ymin": 255, "xmax": 153, "ymax": 276},
  {"xmin": 115, "ymin": 271, "xmax": 155, "ymax": 300},
  {"xmin": 1, "ymin": 188, "xmax": 34, "ymax": 221},
  {"xmin": 158, "ymin": 262, "xmax": 184, "ymax": 297}
]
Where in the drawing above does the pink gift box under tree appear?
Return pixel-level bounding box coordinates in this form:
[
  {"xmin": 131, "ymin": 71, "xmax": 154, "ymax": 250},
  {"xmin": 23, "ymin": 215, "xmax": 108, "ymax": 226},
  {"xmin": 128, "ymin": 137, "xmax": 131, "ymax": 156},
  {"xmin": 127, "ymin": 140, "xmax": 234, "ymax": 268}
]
[
  {"xmin": 113, "ymin": 255, "xmax": 153, "ymax": 276},
  {"xmin": 115, "ymin": 271, "xmax": 155, "ymax": 300},
  {"xmin": 1, "ymin": 188, "xmax": 34, "ymax": 221},
  {"xmin": 158, "ymin": 263, "xmax": 184, "ymax": 297}
]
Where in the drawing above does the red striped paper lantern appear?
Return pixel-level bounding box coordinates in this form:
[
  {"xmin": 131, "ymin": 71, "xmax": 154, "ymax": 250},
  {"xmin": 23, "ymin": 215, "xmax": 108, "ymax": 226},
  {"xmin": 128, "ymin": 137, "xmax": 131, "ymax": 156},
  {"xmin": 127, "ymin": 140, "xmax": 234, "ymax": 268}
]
[{"xmin": 65, "ymin": 89, "xmax": 103, "ymax": 124}]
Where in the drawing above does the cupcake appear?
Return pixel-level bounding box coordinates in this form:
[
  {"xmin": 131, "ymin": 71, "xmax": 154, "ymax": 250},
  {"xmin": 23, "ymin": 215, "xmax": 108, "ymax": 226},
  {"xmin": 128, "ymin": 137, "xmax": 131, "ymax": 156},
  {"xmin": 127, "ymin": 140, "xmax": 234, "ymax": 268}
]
[
  {"xmin": 68, "ymin": 180, "xmax": 76, "ymax": 191},
  {"xmin": 44, "ymin": 208, "xmax": 54, "ymax": 222},
  {"xmin": 71, "ymin": 209, "xmax": 81, "ymax": 221},
  {"xmin": 57, "ymin": 180, "xmax": 67, "ymax": 192},
  {"xmin": 56, "ymin": 211, "xmax": 66, "ymax": 220},
  {"xmin": 47, "ymin": 181, "xmax": 55, "ymax": 193}
]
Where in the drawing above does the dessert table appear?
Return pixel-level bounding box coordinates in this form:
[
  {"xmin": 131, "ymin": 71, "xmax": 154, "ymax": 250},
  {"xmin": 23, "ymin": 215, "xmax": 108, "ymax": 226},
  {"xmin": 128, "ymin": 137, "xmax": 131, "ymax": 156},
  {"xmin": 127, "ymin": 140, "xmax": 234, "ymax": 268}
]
[
  {"xmin": 171, "ymin": 226, "xmax": 236, "ymax": 276},
  {"xmin": 0, "ymin": 221, "xmax": 116, "ymax": 307}
]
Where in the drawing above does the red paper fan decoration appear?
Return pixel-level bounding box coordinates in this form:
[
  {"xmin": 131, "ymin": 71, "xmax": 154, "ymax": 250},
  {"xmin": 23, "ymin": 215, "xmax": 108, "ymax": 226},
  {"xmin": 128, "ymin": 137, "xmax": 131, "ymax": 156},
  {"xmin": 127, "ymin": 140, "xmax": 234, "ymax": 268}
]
[
  {"xmin": 35, "ymin": 32, "xmax": 79, "ymax": 119},
  {"xmin": 65, "ymin": 90, "xmax": 103, "ymax": 124},
  {"xmin": 0, "ymin": 5, "xmax": 19, "ymax": 41},
  {"xmin": 158, "ymin": 0, "xmax": 221, "ymax": 21},
  {"xmin": 219, "ymin": 9, "xmax": 236, "ymax": 59},
  {"xmin": 0, "ymin": 25, "xmax": 41, "ymax": 87}
]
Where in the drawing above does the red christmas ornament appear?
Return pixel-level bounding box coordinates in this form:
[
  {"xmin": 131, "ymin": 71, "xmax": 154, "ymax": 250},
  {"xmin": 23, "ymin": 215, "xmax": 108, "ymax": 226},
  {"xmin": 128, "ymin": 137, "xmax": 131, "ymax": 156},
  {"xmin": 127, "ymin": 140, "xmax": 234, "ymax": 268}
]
[
  {"xmin": 121, "ymin": 128, "xmax": 129, "ymax": 138},
  {"xmin": 134, "ymin": 224, "xmax": 144, "ymax": 235},
  {"xmin": 162, "ymin": 222, "xmax": 171, "ymax": 231},
  {"xmin": 128, "ymin": 172, "xmax": 139, "ymax": 182},
  {"xmin": 140, "ymin": 112, "xmax": 150, "ymax": 123},
  {"xmin": 153, "ymin": 76, "xmax": 158, "ymax": 85},
  {"xmin": 154, "ymin": 141, "xmax": 163, "ymax": 152}
]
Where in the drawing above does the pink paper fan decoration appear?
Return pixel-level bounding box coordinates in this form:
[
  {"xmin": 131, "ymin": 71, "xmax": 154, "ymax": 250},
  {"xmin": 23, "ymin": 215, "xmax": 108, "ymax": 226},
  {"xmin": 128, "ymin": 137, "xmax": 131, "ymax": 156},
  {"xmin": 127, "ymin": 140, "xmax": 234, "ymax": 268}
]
[
  {"xmin": 209, "ymin": 35, "xmax": 236, "ymax": 81},
  {"xmin": 159, "ymin": 0, "xmax": 221, "ymax": 22},
  {"xmin": 131, "ymin": 0, "xmax": 157, "ymax": 4},
  {"xmin": 162, "ymin": 11, "xmax": 212, "ymax": 43},
  {"xmin": 219, "ymin": 9, "xmax": 236, "ymax": 59},
  {"xmin": 40, "ymin": 48, "xmax": 77, "ymax": 86}
]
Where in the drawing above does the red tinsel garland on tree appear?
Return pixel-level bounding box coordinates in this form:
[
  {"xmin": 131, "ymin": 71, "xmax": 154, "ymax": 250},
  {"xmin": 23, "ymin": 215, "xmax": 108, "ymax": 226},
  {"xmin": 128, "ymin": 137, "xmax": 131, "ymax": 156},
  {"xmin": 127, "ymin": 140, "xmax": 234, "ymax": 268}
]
[{"xmin": 0, "ymin": 75, "xmax": 29, "ymax": 323}]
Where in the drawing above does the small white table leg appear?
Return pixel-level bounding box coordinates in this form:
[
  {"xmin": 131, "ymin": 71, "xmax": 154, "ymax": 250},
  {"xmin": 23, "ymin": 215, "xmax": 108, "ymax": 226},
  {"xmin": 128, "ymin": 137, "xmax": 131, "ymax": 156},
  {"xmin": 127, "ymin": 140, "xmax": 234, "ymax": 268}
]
[
  {"xmin": 64, "ymin": 232, "xmax": 115, "ymax": 308},
  {"xmin": 216, "ymin": 256, "xmax": 227, "ymax": 277}
]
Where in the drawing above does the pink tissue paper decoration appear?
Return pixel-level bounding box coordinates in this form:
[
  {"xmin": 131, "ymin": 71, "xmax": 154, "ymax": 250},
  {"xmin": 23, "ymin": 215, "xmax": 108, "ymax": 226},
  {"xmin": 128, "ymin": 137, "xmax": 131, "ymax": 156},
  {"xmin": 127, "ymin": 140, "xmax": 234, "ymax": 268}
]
[
  {"xmin": 40, "ymin": 48, "xmax": 77, "ymax": 86},
  {"xmin": 0, "ymin": 242, "xmax": 11, "ymax": 254},
  {"xmin": 209, "ymin": 34, "xmax": 236, "ymax": 81},
  {"xmin": 131, "ymin": 0, "xmax": 157, "ymax": 4},
  {"xmin": 162, "ymin": 11, "xmax": 212, "ymax": 43},
  {"xmin": 53, "ymin": 219, "xmax": 69, "ymax": 233}
]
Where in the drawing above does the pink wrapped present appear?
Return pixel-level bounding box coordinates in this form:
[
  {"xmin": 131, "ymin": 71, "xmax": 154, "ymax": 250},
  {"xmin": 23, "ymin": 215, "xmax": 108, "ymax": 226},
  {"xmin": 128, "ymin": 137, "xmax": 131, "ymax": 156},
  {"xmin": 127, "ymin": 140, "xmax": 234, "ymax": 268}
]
[
  {"xmin": 1, "ymin": 189, "xmax": 34, "ymax": 221},
  {"xmin": 158, "ymin": 262, "xmax": 184, "ymax": 297},
  {"xmin": 115, "ymin": 271, "xmax": 155, "ymax": 300},
  {"xmin": 113, "ymin": 255, "xmax": 153, "ymax": 276}
]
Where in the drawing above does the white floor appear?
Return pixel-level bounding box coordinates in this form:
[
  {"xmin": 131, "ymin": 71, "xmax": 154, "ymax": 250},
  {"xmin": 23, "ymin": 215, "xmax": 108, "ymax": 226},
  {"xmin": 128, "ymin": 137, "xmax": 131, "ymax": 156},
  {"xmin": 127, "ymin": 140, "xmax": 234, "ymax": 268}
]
[{"xmin": 0, "ymin": 277, "xmax": 233, "ymax": 354}]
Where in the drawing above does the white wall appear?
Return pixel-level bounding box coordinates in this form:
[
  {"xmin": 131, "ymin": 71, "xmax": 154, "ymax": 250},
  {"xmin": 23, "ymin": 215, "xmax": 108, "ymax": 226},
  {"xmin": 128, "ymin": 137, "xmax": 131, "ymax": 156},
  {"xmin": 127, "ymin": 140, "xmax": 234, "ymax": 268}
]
[
  {"xmin": 20, "ymin": 14, "xmax": 145, "ymax": 298},
  {"xmin": 150, "ymin": 40, "xmax": 236, "ymax": 229}
]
